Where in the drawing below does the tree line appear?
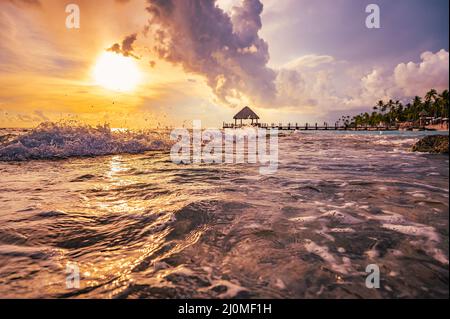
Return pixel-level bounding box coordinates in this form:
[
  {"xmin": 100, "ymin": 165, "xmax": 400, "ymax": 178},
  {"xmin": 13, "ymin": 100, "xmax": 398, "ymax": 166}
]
[{"xmin": 337, "ymin": 89, "xmax": 449, "ymax": 127}]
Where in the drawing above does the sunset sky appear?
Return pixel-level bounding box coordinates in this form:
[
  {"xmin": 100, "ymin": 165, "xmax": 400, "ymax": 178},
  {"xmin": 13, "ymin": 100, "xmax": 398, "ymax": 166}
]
[{"xmin": 0, "ymin": 0, "xmax": 449, "ymax": 128}]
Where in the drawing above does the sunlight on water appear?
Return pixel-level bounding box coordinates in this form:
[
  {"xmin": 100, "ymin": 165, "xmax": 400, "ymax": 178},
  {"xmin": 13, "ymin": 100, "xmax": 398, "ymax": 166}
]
[{"xmin": 0, "ymin": 128, "xmax": 448, "ymax": 298}]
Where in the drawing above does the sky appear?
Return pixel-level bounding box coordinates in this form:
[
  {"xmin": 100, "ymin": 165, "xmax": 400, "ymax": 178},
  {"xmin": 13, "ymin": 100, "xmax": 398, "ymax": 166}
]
[{"xmin": 0, "ymin": 0, "xmax": 448, "ymax": 128}]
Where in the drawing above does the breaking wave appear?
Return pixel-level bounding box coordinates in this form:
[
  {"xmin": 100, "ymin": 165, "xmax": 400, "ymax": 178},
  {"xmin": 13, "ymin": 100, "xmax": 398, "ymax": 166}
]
[{"xmin": 0, "ymin": 122, "xmax": 171, "ymax": 161}]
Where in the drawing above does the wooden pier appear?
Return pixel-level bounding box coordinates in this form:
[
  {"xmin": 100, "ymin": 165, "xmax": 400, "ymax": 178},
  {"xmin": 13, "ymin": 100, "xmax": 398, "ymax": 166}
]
[
  {"xmin": 223, "ymin": 122, "xmax": 400, "ymax": 131},
  {"xmin": 225, "ymin": 107, "xmax": 402, "ymax": 131}
]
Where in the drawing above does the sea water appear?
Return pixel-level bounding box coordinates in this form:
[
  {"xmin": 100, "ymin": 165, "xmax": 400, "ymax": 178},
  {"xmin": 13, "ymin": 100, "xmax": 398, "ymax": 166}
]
[{"xmin": 0, "ymin": 124, "xmax": 448, "ymax": 298}]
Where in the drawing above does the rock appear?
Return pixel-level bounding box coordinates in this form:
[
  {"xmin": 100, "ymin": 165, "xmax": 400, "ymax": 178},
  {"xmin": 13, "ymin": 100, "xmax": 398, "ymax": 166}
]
[{"xmin": 412, "ymin": 135, "xmax": 449, "ymax": 154}]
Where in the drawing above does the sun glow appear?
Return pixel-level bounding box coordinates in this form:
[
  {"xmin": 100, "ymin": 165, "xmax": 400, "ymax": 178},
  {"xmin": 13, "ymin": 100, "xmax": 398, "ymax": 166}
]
[{"xmin": 93, "ymin": 52, "xmax": 142, "ymax": 92}]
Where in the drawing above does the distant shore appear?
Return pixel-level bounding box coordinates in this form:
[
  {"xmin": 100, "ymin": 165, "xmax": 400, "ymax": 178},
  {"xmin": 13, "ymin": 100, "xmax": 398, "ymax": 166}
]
[{"xmin": 425, "ymin": 124, "xmax": 450, "ymax": 131}]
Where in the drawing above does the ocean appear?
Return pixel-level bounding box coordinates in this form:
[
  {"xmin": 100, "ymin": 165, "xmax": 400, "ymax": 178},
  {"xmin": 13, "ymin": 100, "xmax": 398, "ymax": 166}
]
[{"xmin": 0, "ymin": 124, "xmax": 448, "ymax": 298}]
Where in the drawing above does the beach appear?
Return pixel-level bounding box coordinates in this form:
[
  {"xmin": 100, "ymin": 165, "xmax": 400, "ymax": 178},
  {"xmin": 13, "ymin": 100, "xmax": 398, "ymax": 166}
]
[{"xmin": 0, "ymin": 128, "xmax": 448, "ymax": 298}]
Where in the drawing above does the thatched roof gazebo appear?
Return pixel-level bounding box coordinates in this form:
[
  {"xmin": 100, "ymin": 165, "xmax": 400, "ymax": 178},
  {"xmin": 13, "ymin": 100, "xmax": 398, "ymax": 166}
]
[
  {"xmin": 419, "ymin": 110, "xmax": 431, "ymax": 127},
  {"xmin": 233, "ymin": 106, "xmax": 260, "ymax": 127},
  {"xmin": 419, "ymin": 110, "xmax": 428, "ymax": 118}
]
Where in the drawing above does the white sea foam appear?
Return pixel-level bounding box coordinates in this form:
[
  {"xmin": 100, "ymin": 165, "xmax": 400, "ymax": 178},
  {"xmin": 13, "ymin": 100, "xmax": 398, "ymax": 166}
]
[
  {"xmin": 372, "ymin": 138, "xmax": 418, "ymax": 147},
  {"xmin": 407, "ymin": 191, "xmax": 427, "ymax": 198},
  {"xmin": 382, "ymin": 223, "xmax": 448, "ymax": 265},
  {"xmin": 209, "ymin": 279, "xmax": 248, "ymax": 299},
  {"xmin": 381, "ymin": 224, "xmax": 440, "ymax": 243},
  {"xmin": 0, "ymin": 122, "xmax": 170, "ymax": 161},
  {"xmin": 329, "ymin": 227, "xmax": 355, "ymax": 233},
  {"xmin": 321, "ymin": 210, "xmax": 363, "ymax": 225},
  {"xmin": 304, "ymin": 240, "xmax": 351, "ymax": 274}
]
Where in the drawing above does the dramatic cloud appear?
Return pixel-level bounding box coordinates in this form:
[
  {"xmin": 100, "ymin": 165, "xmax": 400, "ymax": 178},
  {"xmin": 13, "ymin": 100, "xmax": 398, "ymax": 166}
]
[
  {"xmin": 1, "ymin": 0, "xmax": 448, "ymax": 128},
  {"xmin": 283, "ymin": 55, "xmax": 335, "ymax": 69},
  {"xmin": 108, "ymin": 33, "xmax": 139, "ymax": 59},
  {"xmin": 275, "ymin": 50, "xmax": 449, "ymax": 117},
  {"xmin": 144, "ymin": 0, "xmax": 276, "ymax": 106},
  {"xmin": 358, "ymin": 68, "xmax": 395, "ymax": 104},
  {"xmin": 358, "ymin": 49, "xmax": 449, "ymax": 105},
  {"xmin": 275, "ymin": 54, "xmax": 340, "ymax": 110},
  {"xmin": 142, "ymin": 0, "xmax": 448, "ymax": 112},
  {"xmin": 394, "ymin": 49, "xmax": 449, "ymax": 97}
]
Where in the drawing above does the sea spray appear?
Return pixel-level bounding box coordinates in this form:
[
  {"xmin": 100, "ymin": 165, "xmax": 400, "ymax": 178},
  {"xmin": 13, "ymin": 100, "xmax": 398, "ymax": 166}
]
[{"xmin": 0, "ymin": 122, "xmax": 171, "ymax": 161}]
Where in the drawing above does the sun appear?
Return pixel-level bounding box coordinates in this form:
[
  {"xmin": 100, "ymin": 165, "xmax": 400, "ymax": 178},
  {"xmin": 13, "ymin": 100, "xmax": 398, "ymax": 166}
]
[{"xmin": 93, "ymin": 52, "xmax": 142, "ymax": 92}]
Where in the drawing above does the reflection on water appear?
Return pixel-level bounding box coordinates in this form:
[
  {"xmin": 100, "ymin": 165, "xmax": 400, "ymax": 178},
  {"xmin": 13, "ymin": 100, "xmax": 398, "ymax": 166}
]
[{"xmin": 0, "ymin": 131, "xmax": 448, "ymax": 298}]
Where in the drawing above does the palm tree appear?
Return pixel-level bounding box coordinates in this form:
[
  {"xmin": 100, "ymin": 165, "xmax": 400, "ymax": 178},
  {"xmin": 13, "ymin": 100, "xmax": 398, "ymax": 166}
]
[
  {"xmin": 413, "ymin": 96, "xmax": 422, "ymax": 105},
  {"xmin": 383, "ymin": 99, "xmax": 395, "ymax": 125},
  {"xmin": 425, "ymin": 89, "xmax": 438, "ymax": 103},
  {"xmin": 424, "ymin": 89, "xmax": 438, "ymax": 117},
  {"xmin": 439, "ymin": 90, "xmax": 449, "ymax": 118},
  {"xmin": 394, "ymin": 100, "xmax": 404, "ymax": 122},
  {"xmin": 412, "ymin": 96, "xmax": 423, "ymax": 122},
  {"xmin": 338, "ymin": 88, "xmax": 448, "ymax": 130},
  {"xmin": 370, "ymin": 111, "xmax": 378, "ymax": 126},
  {"xmin": 404, "ymin": 103, "xmax": 413, "ymax": 121},
  {"xmin": 377, "ymin": 100, "xmax": 384, "ymax": 110}
]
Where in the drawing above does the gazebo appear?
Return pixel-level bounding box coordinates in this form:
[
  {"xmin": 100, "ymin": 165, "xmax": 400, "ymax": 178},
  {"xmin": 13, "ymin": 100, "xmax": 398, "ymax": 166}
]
[
  {"xmin": 419, "ymin": 110, "xmax": 429, "ymax": 127},
  {"xmin": 233, "ymin": 106, "xmax": 260, "ymax": 127}
]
